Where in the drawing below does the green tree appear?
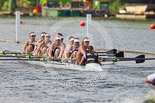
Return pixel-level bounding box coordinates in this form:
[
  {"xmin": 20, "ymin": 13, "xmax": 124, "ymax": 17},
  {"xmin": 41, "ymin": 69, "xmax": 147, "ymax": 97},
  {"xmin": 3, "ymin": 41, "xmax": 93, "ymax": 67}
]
[
  {"xmin": 59, "ymin": 0, "xmax": 70, "ymax": 6},
  {"xmin": 1, "ymin": 0, "xmax": 9, "ymax": 11}
]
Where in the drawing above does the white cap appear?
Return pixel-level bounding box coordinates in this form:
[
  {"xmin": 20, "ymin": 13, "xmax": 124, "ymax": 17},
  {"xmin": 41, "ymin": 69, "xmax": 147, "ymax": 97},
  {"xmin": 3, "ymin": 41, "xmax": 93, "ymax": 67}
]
[
  {"xmin": 83, "ymin": 38, "xmax": 89, "ymax": 42},
  {"xmin": 41, "ymin": 33, "xmax": 46, "ymax": 37},
  {"xmin": 45, "ymin": 33, "xmax": 50, "ymax": 37},
  {"xmin": 29, "ymin": 33, "xmax": 36, "ymax": 36},
  {"xmin": 55, "ymin": 36, "xmax": 61, "ymax": 40},
  {"xmin": 61, "ymin": 36, "xmax": 64, "ymax": 39},
  {"xmin": 69, "ymin": 38, "xmax": 74, "ymax": 41},
  {"xmin": 74, "ymin": 39, "xmax": 80, "ymax": 43}
]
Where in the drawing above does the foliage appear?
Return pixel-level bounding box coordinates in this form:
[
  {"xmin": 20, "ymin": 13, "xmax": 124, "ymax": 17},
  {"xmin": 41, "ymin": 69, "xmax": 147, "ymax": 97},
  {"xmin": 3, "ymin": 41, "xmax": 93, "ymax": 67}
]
[
  {"xmin": 109, "ymin": 0, "xmax": 124, "ymax": 14},
  {"xmin": 1, "ymin": 0, "xmax": 9, "ymax": 11},
  {"xmin": 58, "ymin": 0, "xmax": 70, "ymax": 6},
  {"xmin": 16, "ymin": 0, "xmax": 31, "ymax": 8}
]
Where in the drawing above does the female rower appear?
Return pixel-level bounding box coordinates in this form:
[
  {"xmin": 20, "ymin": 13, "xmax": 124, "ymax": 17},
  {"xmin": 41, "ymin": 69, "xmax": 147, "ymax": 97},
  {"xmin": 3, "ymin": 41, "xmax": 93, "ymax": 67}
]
[
  {"xmin": 23, "ymin": 32, "xmax": 36, "ymax": 53},
  {"xmin": 33, "ymin": 32, "xmax": 46, "ymax": 55},
  {"xmin": 66, "ymin": 37, "xmax": 80, "ymax": 63},
  {"xmin": 79, "ymin": 46, "xmax": 101, "ymax": 66},
  {"xmin": 145, "ymin": 73, "xmax": 155, "ymax": 86},
  {"xmin": 48, "ymin": 35, "xmax": 64, "ymax": 58},
  {"xmin": 76, "ymin": 37, "xmax": 90, "ymax": 64},
  {"xmin": 36, "ymin": 33, "xmax": 52, "ymax": 56},
  {"xmin": 63, "ymin": 36, "xmax": 74, "ymax": 61},
  {"xmin": 58, "ymin": 33, "xmax": 66, "ymax": 49}
]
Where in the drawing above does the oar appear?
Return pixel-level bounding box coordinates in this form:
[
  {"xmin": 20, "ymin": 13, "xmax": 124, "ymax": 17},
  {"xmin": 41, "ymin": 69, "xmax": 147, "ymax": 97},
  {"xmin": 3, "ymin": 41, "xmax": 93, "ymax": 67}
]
[
  {"xmin": 0, "ymin": 57, "xmax": 61, "ymax": 62},
  {"xmin": 0, "ymin": 54, "xmax": 42, "ymax": 58},
  {"xmin": 96, "ymin": 49, "xmax": 117, "ymax": 54},
  {"xmin": 98, "ymin": 51, "xmax": 124, "ymax": 57},
  {"xmin": 100, "ymin": 55, "xmax": 148, "ymax": 63},
  {"xmin": 0, "ymin": 50, "xmax": 32, "ymax": 55}
]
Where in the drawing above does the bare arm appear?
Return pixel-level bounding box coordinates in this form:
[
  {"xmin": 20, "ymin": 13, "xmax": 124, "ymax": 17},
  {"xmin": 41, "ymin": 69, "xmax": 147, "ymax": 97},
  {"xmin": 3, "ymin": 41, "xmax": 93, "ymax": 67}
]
[
  {"xmin": 79, "ymin": 56, "xmax": 85, "ymax": 65},
  {"xmin": 58, "ymin": 45, "xmax": 65, "ymax": 58},
  {"xmin": 23, "ymin": 41, "xmax": 29, "ymax": 53},
  {"xmin": 144, "ymin": 77, "xmax": 152, "ymax": 84},
  {"xmin": 62, "ymin": 42, "xmax": 66, "ymax": 48},
  {"xmin": 79, "ymin": 46, "xmax": 86, "ymax": 55},
  {"xmin": 36, "ymin": 42, "xmax": 42, "ymax": 55},
  {"xmin": 48, "ymin": 44, "xmax": 54, "ymax": 58},
  {"xmin": 98, "ymin": 57, "xmax": 101, "ymax": 66},
  {"xmin": 65, "ymin": 45, "xmax": 72, "ymax": 59}
]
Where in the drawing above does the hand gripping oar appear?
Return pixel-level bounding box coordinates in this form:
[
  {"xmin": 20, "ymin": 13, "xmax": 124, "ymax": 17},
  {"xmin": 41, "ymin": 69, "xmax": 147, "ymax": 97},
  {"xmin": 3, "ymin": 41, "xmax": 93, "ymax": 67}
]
[{"xmin": 100, "ymin": 55, "xmax": 148, "ymax": 63}]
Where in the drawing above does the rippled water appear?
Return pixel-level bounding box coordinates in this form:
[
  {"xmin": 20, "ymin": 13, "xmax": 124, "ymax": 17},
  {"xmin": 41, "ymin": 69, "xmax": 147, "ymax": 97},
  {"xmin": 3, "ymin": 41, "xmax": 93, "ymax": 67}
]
[{"xmin": 0, "ymin": 16, "xmax": 155, "ymax": 103}]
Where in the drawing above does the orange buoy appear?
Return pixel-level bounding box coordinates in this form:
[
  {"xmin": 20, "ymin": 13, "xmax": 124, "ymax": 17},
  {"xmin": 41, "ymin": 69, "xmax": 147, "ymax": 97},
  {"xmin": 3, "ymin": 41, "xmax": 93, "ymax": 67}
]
[
  {"xmin": 139, "ymin": 10, "xmax": 144, "ymax": 14},
  {"xmin": 33, "ymin": 9, "xmax": 38, "ymax": 14}
]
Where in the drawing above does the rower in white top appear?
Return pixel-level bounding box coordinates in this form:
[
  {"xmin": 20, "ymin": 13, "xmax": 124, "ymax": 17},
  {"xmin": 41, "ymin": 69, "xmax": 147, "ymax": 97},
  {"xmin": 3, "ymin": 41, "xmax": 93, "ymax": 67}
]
[
  {"xmin": 33, "ymin": 32, "xmax": 46, "ymax": 55},
  {"xmin": 23, "ymin": 32, "xmax": 36, "ymax": 54},
  {"xmin": 65, "ymin": 37, "xmax": 80, "ymax": 63},
  {"xmin": 48, "ymin": 35, "xmax": 65, "ymax": 58},
  {"xmin": 36, "ymin": 33, "xmax": 52, "ymax": 56},
  {"xmin": 63, "ymin": 36, "xmax": 74, "ymax": 62},
  {"xmin": 58, "ymin": 33, "xmax": 66, "ymax": 49}
]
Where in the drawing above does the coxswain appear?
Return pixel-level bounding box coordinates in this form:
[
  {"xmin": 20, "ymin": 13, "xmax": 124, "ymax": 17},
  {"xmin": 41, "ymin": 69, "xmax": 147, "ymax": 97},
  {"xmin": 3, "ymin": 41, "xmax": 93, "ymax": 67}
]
[
  {"xmin": 23, "ymin": 32, "xmax": 36, "ymax": 54},
  {"xmin": 145, "ymin": 73, "xmax": 155, "ymax": 86},
  {"xmin": 79, "ymin": 45, "xmax": 101, "ymax": 65}
]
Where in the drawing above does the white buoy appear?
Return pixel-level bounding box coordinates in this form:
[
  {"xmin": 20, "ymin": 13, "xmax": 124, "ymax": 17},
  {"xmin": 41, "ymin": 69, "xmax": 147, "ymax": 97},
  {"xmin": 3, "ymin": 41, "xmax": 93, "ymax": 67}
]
[
  {"xmin": 87, "ymin": 14, "xmax": 92, "ymax": 37},
  {"xmin": 16, "ymin": 11, "xmax": 20, "ymax": 43}
]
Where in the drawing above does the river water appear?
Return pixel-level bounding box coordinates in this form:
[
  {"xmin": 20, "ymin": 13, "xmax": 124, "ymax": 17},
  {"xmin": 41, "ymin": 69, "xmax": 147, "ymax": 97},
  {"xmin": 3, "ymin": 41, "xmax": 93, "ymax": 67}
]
[{"xmin": 0, "ymin": 16, "xmax": 155, "ymax": 103}]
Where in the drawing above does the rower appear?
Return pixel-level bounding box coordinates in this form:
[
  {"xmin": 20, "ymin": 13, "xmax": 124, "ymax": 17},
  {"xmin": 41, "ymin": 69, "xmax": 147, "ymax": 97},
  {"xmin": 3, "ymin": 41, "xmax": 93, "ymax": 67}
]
[
  {"xmin": 66, "ymin": 37, "xmax": 80, "ymax": 63},
  {"xmin": 36, "ymin": 33, "xmax": 52, "ymax": 56},
  {"xmin": 79, "ymin": 46, "xmax": 101, "ymax": 65},
  {"xmin": 76, "ymin": 37, "xmax": 90, "ymax": 64},
  {"xmin": 145, "ymin": 73, "xmax": 155, "ymax": 86},
  {"xmin": 48, "ymin": 35, "xmax": 64, "ymax": 58},
  {"xmin": 63, "ymin": 36, "xmax": 74, "ymax": 62},
  {"xmin": 23, "ymin": 32, "xmax": 36, "ymax": 54},
  {"xmin": 58, "ymin": 33, "xmax": 66, "ymax": 49},
  {"xmin": 33, "ymin": 32, "xmax": 46, "ymax": 55}
]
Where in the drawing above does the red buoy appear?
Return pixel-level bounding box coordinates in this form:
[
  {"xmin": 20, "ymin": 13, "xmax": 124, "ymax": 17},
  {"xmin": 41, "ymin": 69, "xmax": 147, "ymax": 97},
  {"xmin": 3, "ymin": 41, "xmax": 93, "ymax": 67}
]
[
  {"xmin": 80, "ymin": 21, "xmax": 85, "ymax": 26},
  {"xmin": 20, "ymin": 20, "xmax": 23, "ymax": 24},
  {"xmin": 150, "ymin": 24, "xmax": 155, "ymax": 29},
  {"xmin": 36, "ymin": 5, "xmax": 41, "ymax": 12}
]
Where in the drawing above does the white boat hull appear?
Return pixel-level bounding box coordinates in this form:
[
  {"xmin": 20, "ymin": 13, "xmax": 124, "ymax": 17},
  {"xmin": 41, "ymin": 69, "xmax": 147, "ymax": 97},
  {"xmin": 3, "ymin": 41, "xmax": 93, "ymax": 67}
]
[{"xmin": 26, "ymin": 61, "xmax": 103, "ymax": 71}]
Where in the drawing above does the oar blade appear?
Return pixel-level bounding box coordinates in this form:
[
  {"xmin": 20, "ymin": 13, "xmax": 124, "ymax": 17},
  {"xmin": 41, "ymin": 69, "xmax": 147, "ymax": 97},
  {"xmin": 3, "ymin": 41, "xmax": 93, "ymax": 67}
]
[
  {"xmin": 135, "ymin": 55, "xmax": 145, "ymax": 63},
  {"xmin": 107, "ymin": 49, "xmax": 117, "ymax": 54},
  {"xmin": 115, "ymin": 52, "xmax": 124, "ymax": 57}
]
